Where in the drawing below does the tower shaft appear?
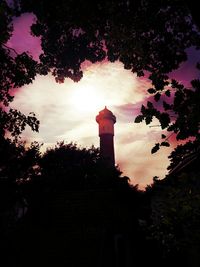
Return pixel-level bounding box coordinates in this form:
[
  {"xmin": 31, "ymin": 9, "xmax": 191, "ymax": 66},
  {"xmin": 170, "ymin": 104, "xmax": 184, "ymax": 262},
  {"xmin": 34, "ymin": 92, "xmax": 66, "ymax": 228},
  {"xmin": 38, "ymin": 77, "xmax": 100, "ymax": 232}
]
[
  {"xmin": 100, "ymin": 133, "xmax": 115, "ymax": 166},
  {"xmin": 96, "ymin": 107, "xmax": 116, "ymax": 167}
]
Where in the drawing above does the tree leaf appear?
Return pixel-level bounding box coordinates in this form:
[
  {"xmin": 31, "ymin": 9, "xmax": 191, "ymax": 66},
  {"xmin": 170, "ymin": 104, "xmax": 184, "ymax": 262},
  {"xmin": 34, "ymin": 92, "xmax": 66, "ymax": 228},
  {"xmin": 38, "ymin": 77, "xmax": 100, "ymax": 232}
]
[
  {"xmin": 145, "ymin": 116, "xmax": 153, "ymax": 125},
  {"xmin": 135, "ymin": 115, "xmax": 144, "ymax": 123},
  {"xmin": 154, "ymin": 92, "xmax": 161, "ymax": 102},
  {"xmin": 160, "ymin": 113, "xmax": 170, "ymax": 129},
  {"xmin": 163, "ymin": 101, "xmax": 172, "ymax": 111},
  {"xmin": 141, "ymin": 105, "xmax": 146, "ymax": 114},
  {"xmin": 151, "ymin": 143, "xmax": 160, "ymax": 154},
  {"xmin": 161, "ymin": 141, "xmax": 170, "ymax": 147},
  {"xmin": 191, "ymin": 79, "xmax": 200, "ymax": 90},
  {"xmin": 165, "ymin": 90, "xmax": 171, "ymax": 97},
  {"xmin": 148, "ymin": 88, "xmax": 156, "ymax": 94},
  {"xmin": 147, "ymin": 101, "xmax": 153, "ymax": 109}
]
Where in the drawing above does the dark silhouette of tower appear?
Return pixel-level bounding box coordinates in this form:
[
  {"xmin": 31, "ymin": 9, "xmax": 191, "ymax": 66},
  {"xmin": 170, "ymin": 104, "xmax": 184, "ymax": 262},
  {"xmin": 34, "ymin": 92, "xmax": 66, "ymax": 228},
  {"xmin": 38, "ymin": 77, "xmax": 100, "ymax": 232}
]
[{"xmin": 96, "ymin": 106, "xmax": 116, "ymax": 166}]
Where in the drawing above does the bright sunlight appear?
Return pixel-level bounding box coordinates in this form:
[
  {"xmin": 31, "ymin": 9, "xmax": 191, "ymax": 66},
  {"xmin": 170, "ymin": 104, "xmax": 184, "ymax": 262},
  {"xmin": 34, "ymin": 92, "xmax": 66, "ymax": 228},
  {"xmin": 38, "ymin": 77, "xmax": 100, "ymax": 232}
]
[{"xmin": 70, "ymin": 84, "xmax": 106, "ymax": 113}]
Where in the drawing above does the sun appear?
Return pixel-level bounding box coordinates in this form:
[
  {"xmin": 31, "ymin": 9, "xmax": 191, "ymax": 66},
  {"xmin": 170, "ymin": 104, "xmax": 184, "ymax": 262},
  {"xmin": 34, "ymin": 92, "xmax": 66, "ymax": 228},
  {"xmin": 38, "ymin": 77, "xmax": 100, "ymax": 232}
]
[{"xmin": 70, "ymin": 85, "xmax": 106, "ymax": 113}]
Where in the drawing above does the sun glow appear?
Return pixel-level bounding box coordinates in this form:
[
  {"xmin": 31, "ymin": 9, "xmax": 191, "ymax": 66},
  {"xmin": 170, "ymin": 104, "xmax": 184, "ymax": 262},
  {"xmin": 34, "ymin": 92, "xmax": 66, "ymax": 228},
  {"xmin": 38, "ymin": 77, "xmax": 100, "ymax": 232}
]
[
  {"xmin": 70, "ymin": 85, "xmax": 107, "ymax": 113},
  {"xmin": 10, "ymin": 61, "xmax": 168, "ymax": 188}
]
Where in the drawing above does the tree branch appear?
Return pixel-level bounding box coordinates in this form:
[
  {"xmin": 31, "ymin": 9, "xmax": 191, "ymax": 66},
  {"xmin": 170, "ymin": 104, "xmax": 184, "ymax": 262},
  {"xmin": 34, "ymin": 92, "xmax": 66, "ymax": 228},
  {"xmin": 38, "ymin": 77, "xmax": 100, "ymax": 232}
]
[
  {"xmin": 165, "ymin": 132, "xmax": 175, "ymax": 142},
  {"xmin": 1, "ymin": 43, "xmax": 18, "ymax": 55}
]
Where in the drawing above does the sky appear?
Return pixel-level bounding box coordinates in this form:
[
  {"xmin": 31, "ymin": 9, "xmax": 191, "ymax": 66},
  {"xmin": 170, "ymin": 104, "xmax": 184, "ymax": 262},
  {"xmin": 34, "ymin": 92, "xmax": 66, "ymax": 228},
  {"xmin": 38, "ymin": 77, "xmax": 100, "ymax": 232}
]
[{"xmin": 7, "ymin": 13, "xmax": 200, "ymax": 188}]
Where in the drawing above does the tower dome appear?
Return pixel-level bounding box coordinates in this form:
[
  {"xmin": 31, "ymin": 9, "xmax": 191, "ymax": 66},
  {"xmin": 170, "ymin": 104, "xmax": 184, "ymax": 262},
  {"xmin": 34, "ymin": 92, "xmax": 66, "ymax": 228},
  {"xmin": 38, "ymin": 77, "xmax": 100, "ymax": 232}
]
[{"xmin": 96, "ymin": 106, "xmax": 116, "ymax": 125}]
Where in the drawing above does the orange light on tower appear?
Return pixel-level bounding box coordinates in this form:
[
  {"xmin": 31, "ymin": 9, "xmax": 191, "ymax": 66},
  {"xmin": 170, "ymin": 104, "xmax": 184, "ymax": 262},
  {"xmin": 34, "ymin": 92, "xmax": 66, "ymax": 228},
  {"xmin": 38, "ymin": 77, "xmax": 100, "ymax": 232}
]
[{"xmin": 96, "ymin": 106, "xmax": 116, "ymax": 166}]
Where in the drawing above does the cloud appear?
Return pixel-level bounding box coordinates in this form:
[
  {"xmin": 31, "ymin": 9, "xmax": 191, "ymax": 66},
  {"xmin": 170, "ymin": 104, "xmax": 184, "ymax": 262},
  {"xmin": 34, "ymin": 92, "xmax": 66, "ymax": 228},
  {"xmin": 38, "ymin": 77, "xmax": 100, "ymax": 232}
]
[
  {"xmin": 9, "ymin": 62, "xmax": 173, "ymax": 188},
  {"xmin": 114, "ymin": 117, "xmax": 172, "ymax": 187}
]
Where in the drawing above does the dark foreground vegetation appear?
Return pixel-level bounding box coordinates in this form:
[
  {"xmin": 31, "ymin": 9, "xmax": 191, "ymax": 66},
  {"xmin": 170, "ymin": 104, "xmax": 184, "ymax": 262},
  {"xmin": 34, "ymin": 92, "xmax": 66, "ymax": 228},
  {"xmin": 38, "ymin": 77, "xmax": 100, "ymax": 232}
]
[
  {"xmin": 0, "ymin": 141, "xmax": 200, "ymax": 267},
  {"xmin": 1, "ymin": 0, "xmax": 200, "ymax": 266}
]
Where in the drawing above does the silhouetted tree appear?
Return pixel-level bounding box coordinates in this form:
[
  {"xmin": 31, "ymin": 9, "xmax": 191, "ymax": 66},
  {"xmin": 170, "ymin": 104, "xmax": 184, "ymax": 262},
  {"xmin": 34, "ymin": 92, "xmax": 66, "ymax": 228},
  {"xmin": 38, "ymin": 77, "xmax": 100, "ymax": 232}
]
[
  {"xmin": 144, "ymin": 169, "xmax": 200, "ymax": 267},
  {"xmin": 15, "ymin": 0, "xmax": 199, "ymax": 81},
  {"xmin": 0, "ymin": 139, "xmax": 41, "ymax": 242},
  {"xmin": 167, "ymin": 139, "xmax": 200, "ymax": 171},
  {"xmin": 0, "ymin": 1, "xmax": 40, "ymax": 236},
  {"xmin": 39, "ymin": 141, "xmax": 129, "ymax": 190},
  {"xmin": 0, "ymin": 140, "xmax": 41, "ymax": 182},
  {"xmin": 0, "ymin": 0, "xmax": 39, "ymax": 143}
]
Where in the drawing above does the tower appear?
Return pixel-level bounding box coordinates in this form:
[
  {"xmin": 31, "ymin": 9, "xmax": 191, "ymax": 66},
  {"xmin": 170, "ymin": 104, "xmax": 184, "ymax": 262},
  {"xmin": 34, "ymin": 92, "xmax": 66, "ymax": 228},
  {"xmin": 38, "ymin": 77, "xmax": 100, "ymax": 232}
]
[{"xmin": 96, "ymin": 106, "xmax": 116, "ymax": 166}]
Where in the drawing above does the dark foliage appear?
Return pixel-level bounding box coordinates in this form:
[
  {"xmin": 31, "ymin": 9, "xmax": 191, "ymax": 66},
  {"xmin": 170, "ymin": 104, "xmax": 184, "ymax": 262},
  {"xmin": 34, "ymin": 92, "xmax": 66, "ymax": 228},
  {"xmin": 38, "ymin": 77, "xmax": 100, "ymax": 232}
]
[
  {"xmin": 39, "ymin": 141, "xmax": 130, "ymax": 190},
  {"xmin": 147, "ymin": 168, "xmax": 200, "ymax": 267},
  {"xmin": 0, "ymin": 0, "xmax": 39, "ymax": 143},
  {"xmin": 16, "ymin": 0, "xmax": 199, "ymax": 82},
  {"xmin": 0, "ymin": 140, "xmax": 144, "ymax": 267},
  {"xmin": 1, "ymin": 1, "xmax": 200, "ymax": 266},
  {"xmin": 0, "ymin": 139, "xmax": 41, "ymax": 244}
]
